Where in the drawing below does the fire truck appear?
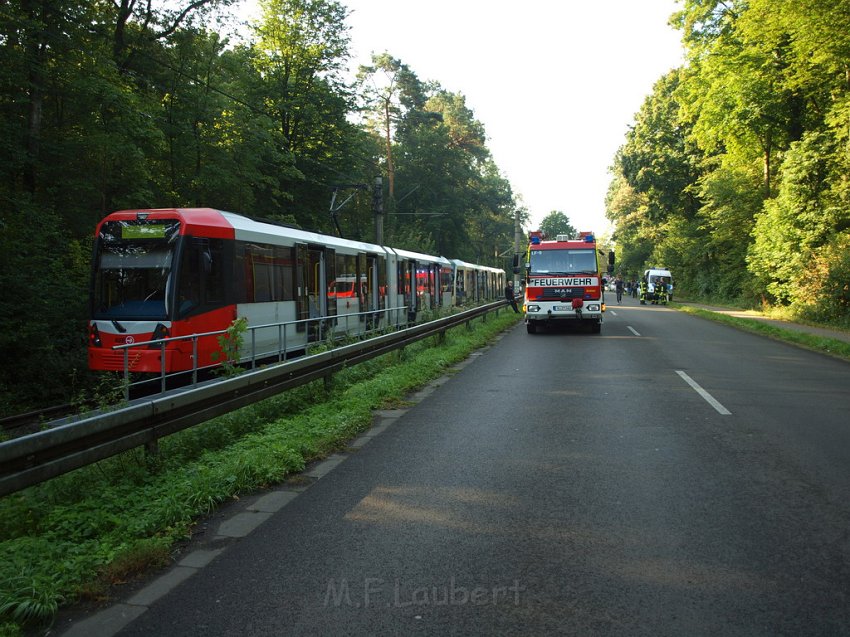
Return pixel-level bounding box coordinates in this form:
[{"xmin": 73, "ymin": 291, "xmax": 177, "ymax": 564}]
[{"xmin": 523, "ymin": 231, "xmax": 613, "ymax": 334}]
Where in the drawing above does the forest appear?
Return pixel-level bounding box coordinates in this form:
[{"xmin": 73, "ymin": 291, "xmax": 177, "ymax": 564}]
[
  {"xmin": 607, "ymin": 0, "xmax": 850, "ymax": 327},
  {"xmin": 0, "ymin": 0, "xmax": 521, "ymax": 416}
]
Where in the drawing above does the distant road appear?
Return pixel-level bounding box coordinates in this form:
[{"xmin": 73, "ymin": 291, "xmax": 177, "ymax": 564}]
[{"xmin": 76, "ymin": 295, "xmax": 850, "ymax": 636}]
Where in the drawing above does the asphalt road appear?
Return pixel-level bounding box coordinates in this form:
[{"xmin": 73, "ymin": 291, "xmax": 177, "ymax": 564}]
[{"xmin": 79, "ymin": 296, "xmax": 850, "ymax": 636}]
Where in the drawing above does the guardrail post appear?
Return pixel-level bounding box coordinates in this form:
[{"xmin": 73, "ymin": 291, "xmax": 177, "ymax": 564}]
[
  {"xmin": 192, "ymin": 337, "xmax": 198, "ymax": 386},
  {"xmin": 145, "ymin": 437, "xmax": 159, "ymax": 461},
  {"xmin": 123, "ymin": 350, "xmax": 130, "ymax": 401},
  {"xmin": 251, "ymin": 329, "xmax": 257, "ymax": 369},
  {"xmin": 160, "ymin": 341, "xmax": 166, "ymax": 394}
]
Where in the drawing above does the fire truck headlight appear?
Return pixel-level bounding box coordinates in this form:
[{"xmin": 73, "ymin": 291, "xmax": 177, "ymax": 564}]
[
  {"xmin": 526, "ymin": 304, "xmax": 540, "ymax": 312},
  {"xmin": 586, "ymin": 304, "xmax": 601, "ymax": 312}
]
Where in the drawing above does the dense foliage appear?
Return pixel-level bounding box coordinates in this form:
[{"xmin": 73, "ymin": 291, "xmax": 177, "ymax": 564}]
[
  {"xmin": 606, "ymin": 0, "xmax": 850, "ymax": 326},
  {"xmin": 0, "ymin": 0, "xmax": 519, "ymax": 415}
]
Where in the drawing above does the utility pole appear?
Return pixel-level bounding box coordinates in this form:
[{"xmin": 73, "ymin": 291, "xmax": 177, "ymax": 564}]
[
  {"xmin": 513, "ymin": 209, "xmax": 522, "ymax": 287},
  {"xmin": 373, "ymin": 176, "xmax": 384, "ymax": 245}
]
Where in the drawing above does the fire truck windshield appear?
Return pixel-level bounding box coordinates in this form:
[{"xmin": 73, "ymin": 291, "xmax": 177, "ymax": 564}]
[{"xmin": 529, "ymin": 249, "xmax": 597, "ymax": 274}]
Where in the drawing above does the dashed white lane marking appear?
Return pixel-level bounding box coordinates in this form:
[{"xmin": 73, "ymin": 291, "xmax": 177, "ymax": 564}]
[
  {"xmin": 609, "ymin": 311, "xmax": 617, "ymax": 316},
  {"xmin": 676, "ymin": 370, "xmax": 731, "ymax": 415},
  {"xmin": 627, "ymin": 326, "xmax": 641, "ymax": 336}
]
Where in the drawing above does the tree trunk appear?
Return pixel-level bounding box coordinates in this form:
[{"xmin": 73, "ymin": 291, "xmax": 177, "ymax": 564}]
[
  {"xmin": 763, "ymin": 134, "xmax": 771, "ymax": 198},
  {"xmin": 384, "ymin": 97, "xmax": 395, "ymax": 201}
]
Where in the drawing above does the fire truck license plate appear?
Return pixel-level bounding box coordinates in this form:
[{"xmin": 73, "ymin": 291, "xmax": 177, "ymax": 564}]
[{"xmin": 553, "ymin": 305, "xmax": 573, "ymax": 311}]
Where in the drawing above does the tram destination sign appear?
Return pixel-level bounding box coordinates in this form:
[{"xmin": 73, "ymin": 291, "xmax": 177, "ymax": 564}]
[{"xmin": 122, "ymin": 224, "xmax": 169, "ymax": 239}]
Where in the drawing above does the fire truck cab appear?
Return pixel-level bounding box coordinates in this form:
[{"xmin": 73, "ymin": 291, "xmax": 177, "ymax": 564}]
[{"xmin": 523, "ymin": 232, "xmax": 612, "ymax": 334}]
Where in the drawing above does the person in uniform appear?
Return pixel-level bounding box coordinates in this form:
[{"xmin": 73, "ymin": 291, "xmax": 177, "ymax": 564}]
[{"xmin": 505, "ymin": 281, "xmax": 519, "ymax": 313}]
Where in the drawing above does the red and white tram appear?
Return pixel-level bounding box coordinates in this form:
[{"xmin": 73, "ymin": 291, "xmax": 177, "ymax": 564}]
[{"xmin": 88, "ymin": 208, "xmax": 505, "ymax": 373}]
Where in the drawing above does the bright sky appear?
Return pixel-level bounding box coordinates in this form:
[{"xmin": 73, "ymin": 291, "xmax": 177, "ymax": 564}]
[
  {"xmin": 342, "ymin": 0, "xmax": 685, "ymax": 234},
  {"xmin": 238, "ymin": 0, "xmax": 685, "ymax": 234}
]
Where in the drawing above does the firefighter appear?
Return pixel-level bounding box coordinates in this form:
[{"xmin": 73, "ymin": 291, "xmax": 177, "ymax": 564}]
[
  {"xmin": 655, "ymin": 277, "xmax": 668, "ymax": 305},
  {"xmin": 639, "ymin": 278, "xmax": 648, "ymax": 304}
]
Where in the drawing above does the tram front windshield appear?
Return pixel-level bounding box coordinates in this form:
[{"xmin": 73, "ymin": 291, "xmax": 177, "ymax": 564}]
[{"xmin": 92, "ymin": 221, "xmax": 179, "ymax": 320}]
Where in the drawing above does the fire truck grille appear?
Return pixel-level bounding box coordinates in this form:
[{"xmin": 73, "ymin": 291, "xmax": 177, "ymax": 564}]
[{"xmin": 540, "ymin": 287, "xmax": 585, "ymax": 300}]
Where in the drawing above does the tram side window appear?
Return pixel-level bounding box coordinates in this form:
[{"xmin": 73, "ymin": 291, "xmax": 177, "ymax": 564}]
[
  {"xmin": 357, "ymin": 254, "xmax": 369, "ymax": 307},
  {"xmin": 275, "ymin": 245, "xmax": 295, "ymax": 301},
  {"xmin": 239, "ymin": 242, "xmax": 295, "ymax": 303},
  {"xmin": 331, "ymin": 254, "xmax": 357, "ymax": 300},
  {"xmin": 440, "ymin": 267, "xmax": 452, "ymax": 294},
  {"xmin": 377, "ymin": 256, "xmax": 387, "ymax": 309},
  {"xmin": 177, "ymin": 238, "xmax": 225, "ymax": 316},
  {"xmin": 205, "ymin": 240, "xmax": 225, "ymax": 303}
]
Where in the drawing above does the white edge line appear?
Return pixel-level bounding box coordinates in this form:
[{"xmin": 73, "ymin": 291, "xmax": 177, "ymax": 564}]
[
  {"xmin": 676, "ymin": 370, "xmax": 731, "ymax": 415},
  {"xmin": 627, "ymin": 326, "xmax": 641, "ymax": 336}
]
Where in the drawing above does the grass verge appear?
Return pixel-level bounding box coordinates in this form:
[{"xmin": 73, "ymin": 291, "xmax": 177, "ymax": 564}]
[
  {"xmin": 674, "ymin": 304, "xmax": 850, "ymax": 362},
  {"xmin": 0, "ymin": 309, "xmax": 522, "ymax": 636}
]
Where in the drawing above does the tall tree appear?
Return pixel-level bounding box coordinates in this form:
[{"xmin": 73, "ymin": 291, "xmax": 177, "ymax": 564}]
[
  {"xmin": 390, "ymin": 87, "xmax": 515, "ymax": 261},
  {"xmin": 109, "ymin": 0, "xmax": 234, "ymax": 71},
  {"xmin": 251, "ymin": 0, "xmax": 365, "ymax": 228},
  {"xmin": 538, "ymin": 211, "xmax": 576, "ymax": 239},
  {"xmin": 357, "ymin": 53, "xmax": 425, "ymax": 203}
]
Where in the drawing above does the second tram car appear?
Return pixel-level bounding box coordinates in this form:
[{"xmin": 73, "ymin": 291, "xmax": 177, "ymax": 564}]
[{"xmin": 88, "ymin": 208, "xmax": 505, "ymax": 374}]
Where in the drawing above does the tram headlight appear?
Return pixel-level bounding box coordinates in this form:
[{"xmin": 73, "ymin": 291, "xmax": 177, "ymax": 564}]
[
  {"xmin": 89, "ymin": 324, "xmax": 101, "ymax": 347},
  {"xmin": 148, "ymin": 323, "xmax": 170, "ymax": 348}
]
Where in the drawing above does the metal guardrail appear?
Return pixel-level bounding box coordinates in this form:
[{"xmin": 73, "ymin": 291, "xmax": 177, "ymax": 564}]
[
  {"xmin": 0, "ymin": 300, "xmax": 508, "ymax": 498},
  {"xmin": 112, "ymin": 305, "xmax": 412, "ymax": 399}
]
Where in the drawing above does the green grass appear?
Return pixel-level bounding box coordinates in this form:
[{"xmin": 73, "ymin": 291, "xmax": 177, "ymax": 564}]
[
  {"xmin": 674, "ymin": 303, "xmax": 850, "ymax": 362},
  {"xmin": 0, "ymin": 309, "xmax": 522, "ymax": 633}
]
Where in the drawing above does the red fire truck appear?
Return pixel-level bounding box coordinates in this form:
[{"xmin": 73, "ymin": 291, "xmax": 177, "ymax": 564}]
[{"xmin": 523, "ymin": 231, "xmax": 613, "ymax": 334}]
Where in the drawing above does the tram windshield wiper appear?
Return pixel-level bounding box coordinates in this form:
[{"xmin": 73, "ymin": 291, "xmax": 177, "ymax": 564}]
[{"xmin": 111, "ymin": 320, "xmax": 127, "ymax": 333}]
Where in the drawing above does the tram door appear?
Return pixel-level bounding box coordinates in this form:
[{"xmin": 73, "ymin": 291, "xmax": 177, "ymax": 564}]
[
  {"xmin": 296, "ymin": 244, "xmax": 327, "ymax": 340},
  {"xmin": 365, "ymin": 254, "xmax": 380, "ymax": 330},
  {"xmin": 405, "ymin": 260, "xmax": 418, "ymax": 322}
]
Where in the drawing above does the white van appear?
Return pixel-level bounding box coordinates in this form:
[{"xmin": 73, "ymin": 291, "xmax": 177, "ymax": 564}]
[{"xmin": 644, "ymin": 268, "xmax": 673, "ymax": 302}]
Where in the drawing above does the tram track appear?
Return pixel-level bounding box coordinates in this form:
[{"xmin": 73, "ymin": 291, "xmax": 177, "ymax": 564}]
[{"xmin": 0, "ymin": 405, "xmax": 76, "ymax": 435}]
